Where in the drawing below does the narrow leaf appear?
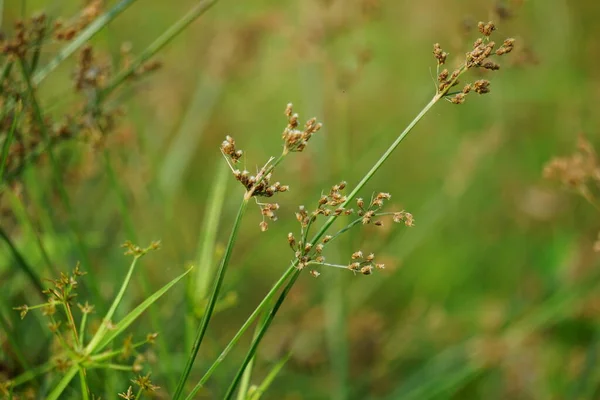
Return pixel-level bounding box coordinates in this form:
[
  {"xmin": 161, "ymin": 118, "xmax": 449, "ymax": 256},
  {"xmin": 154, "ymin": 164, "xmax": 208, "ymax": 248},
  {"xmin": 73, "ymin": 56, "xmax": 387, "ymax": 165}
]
[{"xmin": 94, "ymin": 267, "xmax": 193, "ymax": 353}]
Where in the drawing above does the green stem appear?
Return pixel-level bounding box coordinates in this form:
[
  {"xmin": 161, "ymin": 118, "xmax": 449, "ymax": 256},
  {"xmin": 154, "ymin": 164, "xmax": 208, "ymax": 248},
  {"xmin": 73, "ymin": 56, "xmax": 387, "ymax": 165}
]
[
  {"xmin": 78, "ymin": 367, "xmax": 90, "ymax": 400},
  {"xmin": 85, "ymin": 255, "xmax": 142, "ymax": 353},
  {"xmin": 0, "ymin": 59, "xmax": 13, "ymax": 95},
  {"xmin": 32, "ymin": 0, "xmax": 139, "ymax": 85},
  {"xmin": 99, "ymin": 0, "xmax": 218, "ymax": 102},
  {"xmin": 224, "ymin": 94, "xmax": 442, "ymax": 397},
  {"xmin": 236, "ymin": 312, "xmax": 269, "ymax": 400},
  {"xmin": 0, "ymin": 225, "xmax": 44, "ymax": 294},
  {"xmin": 0, "ymin": 102, "xmax": 19, "ymax": 182},
  {"xmin": 185, "ymin": 266, "xmax": 296, "ymax": 400},
  {"xmin": 172, "ymin": 197, "xmax": 249, "ymax": 400},
  {"xmin": 101, "ymin": 146, "xmax": 177, "ymax": 391},
  {"xmin": 224, "ymin": 270, "xmax": 302, "ymax": 400}
]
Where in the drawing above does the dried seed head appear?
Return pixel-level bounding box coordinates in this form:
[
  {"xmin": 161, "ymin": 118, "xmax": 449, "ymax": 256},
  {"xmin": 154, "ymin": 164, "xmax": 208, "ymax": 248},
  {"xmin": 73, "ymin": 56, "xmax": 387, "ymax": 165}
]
[
  {"xmin": 288, "ymin": 232, "xmax": 296, "ymax": 249},
  {"xmin": 323, "ymin": 235, "xmax": 332, "ymax": 243},
  {"xmin": 438, "ymin": 69, "xmax": 449, "ymax": 82},
  {"xmin": 348, "ymin": 262, "xmax": 361, "ymax": 271},
  {"xmin": 310, "ymin": 270, "xmax": 321, "ymax": 278},
  {"xmin": 473, "ymin": 79, "xmax": 491, "ymax": 94},
  {"xmin": 482, "ymin": 61, "xmax": 500, "ymax": 71},
  {"xmin": 352, "ymin": 250, "xmax": 363, "ymax": 260},
  {"xmin": 315, "ymin": 243, "xmax": 324, "ymax": 253},
  {"xmin": 478, "ymin": 21, "xmax": 496, "ymax": 36},
  {"xmin": 433, "ymin": 43, "xmax": 448, "ymax": 65},
  {"xmin": 259, "ymin": 221, "xmax": 268, "ymax": 232},
  {"xmin": 360, "ymin": 265, "xmax": 374, "ymax": 275},
  {"xmin": 393, "ymin": 211, "xmax": 415, "ymax": 227},
  {"xmin": 496, "ymin": 38, "xmax": 515, "ymax": 55},
  {"xmin": 451, "ymin": 93, "xmax": 466, "ymax": 104},
  {"xmin": 366, "ymin": 253, "xmax": 375, "ymax": 262},
  {"xmin": 221, "ymin": 135, "xmax": 243, "ymax": 163},
  {"xmin": 285, "ymin": 103, "xmax": 293, "ymax": 117}
]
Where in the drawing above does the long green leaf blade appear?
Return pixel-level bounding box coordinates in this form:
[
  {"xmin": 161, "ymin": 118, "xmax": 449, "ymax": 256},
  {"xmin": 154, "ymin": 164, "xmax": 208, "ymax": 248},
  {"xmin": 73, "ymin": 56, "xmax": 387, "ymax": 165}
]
[{"xmin": 94, "ymin": 266, "xmax": 193, "ymax": 353}]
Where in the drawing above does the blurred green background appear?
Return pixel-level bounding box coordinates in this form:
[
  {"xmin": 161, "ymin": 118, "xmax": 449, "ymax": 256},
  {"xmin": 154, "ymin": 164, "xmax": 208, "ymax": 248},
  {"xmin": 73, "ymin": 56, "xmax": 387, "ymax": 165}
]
[{"xmin": 2, "ymin": 0, "xmax": 600, "ymax": 398}]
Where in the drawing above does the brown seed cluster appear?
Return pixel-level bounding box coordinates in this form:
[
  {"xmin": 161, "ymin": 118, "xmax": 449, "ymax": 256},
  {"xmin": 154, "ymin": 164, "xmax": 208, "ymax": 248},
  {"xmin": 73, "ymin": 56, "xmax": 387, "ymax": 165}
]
[
  {"xmin": 287, "ymin": 183, "xmax": 413, "ymax": 277},
  {"xmin": 222, "ymin": 103, "xmax": 324, "ymax": 230},
  {"xmin": 54, "ymin": 0, "xmax": 103, "ymax": 41},
  {"xmin": 544, "ymin": 135, "xmax": 600, "ymax": 198},
  {"xmin": 231, "ymin": 165, "xmax": 290, "ymax": 199},
  {"xmin": 221, "ymin": 135, "xmax": 243, "ymax": 163},
  {"xmin": 434, "ymin": 21, "xmax": 515, "ymax": 104},
  {"xmin": 0, "ymin": 14, "xmax": 154, "ymax": 189},
  {"xmin": 347, "ymin": 251, "xmax": 385, "ymax": 275},
  {"xmin": 75, "ymin": 45, "xmax": 110, "ymax": 91},
  {"xmin": 282, "ymin": 103, "xmax": 323, "ymax": 153},
  {"xmin": 259, "ymin": 202, "xmax": 280, "ymax": 231},
  {"xmin": 1, "ymin": 15, "xmax": 47, "ymax": 58}
]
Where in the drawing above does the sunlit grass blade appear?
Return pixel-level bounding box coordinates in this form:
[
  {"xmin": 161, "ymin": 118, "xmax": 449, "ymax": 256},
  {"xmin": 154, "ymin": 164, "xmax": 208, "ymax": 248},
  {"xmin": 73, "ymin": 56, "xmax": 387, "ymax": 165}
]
[
  {"xmin": 248, "ymin": 353, "xmax": 291, "ymax": 400},
  {"xmin": 84, "ymin": 252, "xmax": 144, "ymax": 352},
  {"xmin": 78, "ymin": 367, "xmax": 90, "ymax": 400},
  {"xmin": 236, "ymin": 312, "xmax": 270, "ymax": 400},
  {"xmin": 184, "ymin": 266, "xmax": 296, "ymax": 400},
  {"xmin": 10, "ymin": 360, "xmax": 54, "ymax": 387},
  {"xmin": 173, "ymin": 198, "xmax": 249, "ymax": 400},
  {"xmin": 93, "ymin": 266, "xmax": 193, "ymax": 353},
  {"xmin": 224, "ymin": 270, "xmax": 301, "ymax": 400},
  {"xmin": 192, "ymin": 161, "xmax": 229, "ymax": 305},
  {"xmin": 47, "ymin": 365, "xmax": 78, "ymax": 400},
  {"xmin": 32, "ymin": 0, "xmax": 139, "ymax": 85}
]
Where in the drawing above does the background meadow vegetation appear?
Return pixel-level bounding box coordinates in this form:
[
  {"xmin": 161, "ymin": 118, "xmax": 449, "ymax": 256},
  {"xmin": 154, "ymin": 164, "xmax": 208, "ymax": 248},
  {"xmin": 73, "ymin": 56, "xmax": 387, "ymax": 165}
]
[{"xmin": 2, "ymin": 0, "xmax": 600, "ymax": 398}]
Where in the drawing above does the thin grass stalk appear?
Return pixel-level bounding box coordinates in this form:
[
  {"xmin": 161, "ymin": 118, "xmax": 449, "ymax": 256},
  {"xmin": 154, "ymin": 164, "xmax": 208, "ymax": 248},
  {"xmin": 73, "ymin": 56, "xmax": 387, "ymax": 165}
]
[
  {"xmin": 236, "ymin": 312, "xmax": 270, "ymax": 400},
  {"xmin": 0, "ymin": 60, "xmax": 13, "ymax": 95},
  {"xmin": 84, "ymin": 254, "xmax": 143, "ymax": 353},
  {"xmin": 0, "ymin": 225, "xmax": 44, "ymax": 294},
  {"xmin": 186, "ymin": 161, "xmax": 228, "ymax": 358},
  {"xmin": 78, "ymin": 367, "xmax": 90, "ymax": 400},
  {"xmin": 32, "ymin": 0, "xmax": 139, "ymax": 85},
  {"xmin": 175, "ymin": 148, "xmax": 290, "ymax": 398},
  {"xmin": 9, "ymin": 188, "xmax": 57, "ymax": 276},
  {"xmin": 0, "ymin": 103, "xmax": 19, "ymax": 182},
  {"xmin": 193, "ymin": 161, "xmax": 229, "ymax": 305},
  {"xmin": 172, "ymin": 197, "xmax": 249, "ymax": 399},
  {"xmin": 0, "ymin": 311, "xmax": 31, "ymax": 372},
  {"xmin": 325, "ymin": 89, "xmax": 351, "ymax": 400},
  {"xmin": 224, "ymin": 270, "xmax": 301, "ymax": 400},
  {"xmin": 99, "ymin": 0, "xmax": 219, "ymax": 102},
  {"xmin": 224, "ymin": 93, "xmax": 443, "ymax": 397},
  {"xmin": 248, "ymin": 352, "xmax": 291, "ymax": 400},
  {"xmin": 101, "ymin": 144, "xmax": 177, "ymax": 392},
  {"xmin": 185, "ymin": 266, "xmax": 296, "ymax": 400}
]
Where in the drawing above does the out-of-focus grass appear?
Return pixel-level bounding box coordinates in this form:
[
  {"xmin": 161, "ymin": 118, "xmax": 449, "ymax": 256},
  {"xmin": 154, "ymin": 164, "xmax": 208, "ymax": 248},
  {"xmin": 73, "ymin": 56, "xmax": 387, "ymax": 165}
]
[{"xmin": 2, "ymin": 0, "xmax": 600, "ymax": 399}]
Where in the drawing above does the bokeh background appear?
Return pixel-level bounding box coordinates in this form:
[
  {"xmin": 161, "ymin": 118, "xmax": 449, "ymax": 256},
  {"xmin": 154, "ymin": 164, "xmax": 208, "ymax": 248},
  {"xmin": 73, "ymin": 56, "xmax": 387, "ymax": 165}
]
[{"xmin": 2, "ymin": 0, "xmax": 600, "ymax": 398}]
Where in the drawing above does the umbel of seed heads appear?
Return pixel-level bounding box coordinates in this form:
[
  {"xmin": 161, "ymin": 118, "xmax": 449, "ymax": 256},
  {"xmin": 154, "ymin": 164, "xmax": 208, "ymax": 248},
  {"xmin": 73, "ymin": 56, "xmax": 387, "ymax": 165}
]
[
  {"xmin": 434, "ymin": 21, "xmax": 515, "ymax": 104},
  {"xmin": 282, "ymin": 103, "xmax": 323, "ymax": 153},
  {"xmin": 220, "ymin": 136, "xmax": 290, "ymax": 197},
  {"xmin": 287, "ymin": 183, "xmax": 414, "ymax": 277}
]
